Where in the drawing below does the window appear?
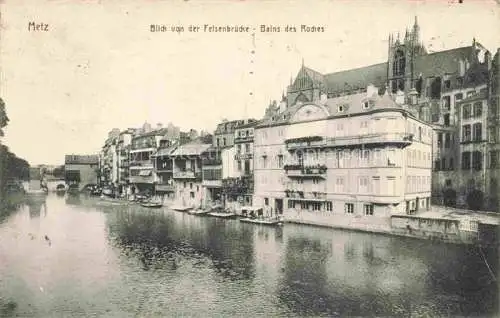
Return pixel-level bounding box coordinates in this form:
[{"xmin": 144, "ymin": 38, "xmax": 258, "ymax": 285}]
[
  {"xmin": 364, "ymin": 204, "xmax": 374, "ymax": 216},
  {"xmin": 277, "ymin": 155, "xmax": 284, "ymax": 168},
  {"xmin": 393, "ymin": 50, "xmax": 406, "ymax": 76},
  {"xmin": 473, "ymin": 102, "xmax": 482, "ymax": 117},
  {"xmin": 359, "ymin": 177, "xmax": 369, "ymax": 193},
  {"xmin": 237, "ymin": 144, "xmax": 242, "ymax": 154},
  {"xmin": 261, "ymin": 155, "xmax": 267, "ymax": 168},
  {"xmin": 338, "ymin": 105, "xmax": 344, "ymax": 112},
  {"xmin": 489, "ymin": 127, "xmax": 498, "ymax": 143},
  {"xmin": 441, "ymin": 158, "xmax": 446, "ymax": 170},
  {"xmin": 445, "ymin": 179, "xmax": 452, "ymax": 187},
  {"xmin": 372, "ymin": 176, "xmax": 380, "ymax": 194},
  {"xmin": 462, "ymin": 125, "xmax": 471, "ymax": 142},
  {"xmin": 264, "ymin": 198, "xmax": 269, "ymax": 206},
  {"xmin": 336, "ymin": 177, "xmax": 345, "ymax": 192},
  {"xmin": 463, "ymin": 104, "xmax": 471, "ymax": 119},
  {"xmin": 237, "ymin": 160, "xmax": 242, "ymax": 171},
  {"xmin": 444, "ymin": 80, "xmax": 451, "ymax": 89},
  {"xmin": 438, "ymin": 132, "xmax": 443, "ymax": 147},
  {"xmin": 444, "ymin": 133, "xmax": 451, "ymax": 148},
  {"xmin": 455, "ymin": 93, "xmax": 463, "ymax": 101},
  {"xmin": 245, "ymin": 143, "xmax": 250, "ymax": 153},
  {"xmin": 473, "ymin": 123, "xmax": 482, "ymax": 141},
  {"xmin": 196, "ymin": 185, "xmax": 199, "ymax": 192},
  {"xmin": 345, "ymin": 203, "xmax": 354, "ymax": 214},
  {"xmin": 184, "ymin": 182, "xmax": 187, "ymax": 188},
  {"xmin": 190, "ymin": 192, "xmax": 195, "ymax": 198},
  {"xmin": 387, "ymin": 149, "xmax": 396, "ymax": 166},
  {"xmin": 190, "ymin": 183, "xmax": 193, "ymax": 189},
  {"xmin": 216, "ymin": 138, "xmax": 220, "ymax": 147},
  {"xmin": 223, "ymin": 138, "xmax": 227, "ymax": 146},
  {"xmin": 490, "ymin": 151, "xmax": 498, "ymax": 168},
  {"xmin": 462, "ymin": 151, "xmax": 471, "ymax": 170},
  {"xmin": 326, "ymin": 201, "xmax": 333, "ymax": 212},
  {"xmin": 443, "ymin": 96, "xmax": 451, "ymax": 110},
  {"xmin": 362, "ymin": 101, "xmax": 373, "ymax": 109},
  {"xmin": 472, "ymin": 151, "xmax": 482, "ymax": 170},
  {"xmin": 449, "ymin": 158, "xmax": 454, "ymax": 170},
  {"xmin": 387, "ymin": 176, "xmax": 397, "ymax": 195},
  {"xmin": 444, "ymin": 114, "xmax": 450, "ymax": 127}
]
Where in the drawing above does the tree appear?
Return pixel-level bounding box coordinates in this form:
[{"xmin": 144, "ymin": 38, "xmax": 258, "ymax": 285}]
[{"xmin": 0, "ymin": 98, "xmax": 9, "ymax": 137}]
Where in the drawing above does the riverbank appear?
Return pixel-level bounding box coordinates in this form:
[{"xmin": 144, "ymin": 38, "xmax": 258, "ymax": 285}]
[{"xmin": 284, "ymin": 207, "xmax": 499, "ymax": 247}]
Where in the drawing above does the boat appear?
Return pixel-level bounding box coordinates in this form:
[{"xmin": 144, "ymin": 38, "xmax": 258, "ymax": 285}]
[
  {"xmin": 140, "ymin": 201, "xmax": 163, "ymax": 208},
  {"xmin": 207, "ymin": 207, "xmax": 238, "ymax": 219},
  {"xmin": 238, "ymin": 206, "xmax": 284, "ymax": 226},
  {"xmin": 171, "ymin": 205, "xmax": 193, "ymax": 212},
  {"xmin": 188, "ymin": 208, "xmax": 211, "ymax": 216},
  {"xmin": 240, "ymin": 217, "xmax": 284, "ymax": 226}
]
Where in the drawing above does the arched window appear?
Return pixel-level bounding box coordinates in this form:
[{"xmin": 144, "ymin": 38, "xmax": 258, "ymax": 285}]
[
  {"xmin": 295, "ymin": 93, "xmax": 309, "ymax": 104},
  {"xmin": 393, "ymin": 50, "xmax": 406, "ymax": 76}
]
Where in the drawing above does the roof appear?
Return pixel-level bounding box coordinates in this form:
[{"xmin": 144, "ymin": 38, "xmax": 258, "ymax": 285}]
[
  {"xmin": 65, "ymin": 154, "xmax": 99, "ymax": 165},
  {"xmin": 133, "ymin": 128, "xmax": 168, "ymax": 138},
  {"xmin": 323, "ymin": 63, "xmax": 388, "ymax": 93},
  {"xmin": 155, "ymin": 144, "xmax": 178, "ymax": 157},
  {"xmin": 214, "ymin": 119, "xmax": 257, "ymax": 134},
  {"xmin": 256, "ymin": 92, "xmax": 404, "ymax": 128},
  {"xmin": 170, "ymin": 141, "xmax": 211, "ymax": 156},
  {"xmin": 414, "ymin": 46, "xmax": 472, "ymax": 77}
]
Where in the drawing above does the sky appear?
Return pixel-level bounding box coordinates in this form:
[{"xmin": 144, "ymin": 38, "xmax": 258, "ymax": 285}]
[{"xmin": 1, "ymin": 0, "xmax": 499, "ymax": 166}]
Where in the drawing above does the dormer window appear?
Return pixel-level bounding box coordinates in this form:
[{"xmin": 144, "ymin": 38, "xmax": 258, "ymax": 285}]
[
  {"xmin": 338, "ymin": 105, "xmax": 344, "ymax": 112},
  {"xmin": 362, "ymin": 100, "xmax": 375, "ymax": 110}
]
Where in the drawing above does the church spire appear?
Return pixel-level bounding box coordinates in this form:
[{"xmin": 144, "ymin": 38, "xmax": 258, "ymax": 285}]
[{"xmin": 412, "ymin": 16, "xmax": 420, "ymax": 44}]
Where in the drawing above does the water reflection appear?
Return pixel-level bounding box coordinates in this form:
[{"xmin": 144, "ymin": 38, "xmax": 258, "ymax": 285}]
[
  {"xmin": 65, "ymin": 194, "xmax": 82, "ymax": 206},
  {"xmin": 0, "ymin": 195, "xmax": 497, "ymax": 317},
  {"xmin": 107, "ymin": 210, "xmax": 256, "ymax": 281},
  {"xmin": 25, "ymin": 196, "xmax": 47, "ymax": 218}
]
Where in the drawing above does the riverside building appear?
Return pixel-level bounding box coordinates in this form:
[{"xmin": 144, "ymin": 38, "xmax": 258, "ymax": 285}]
[{"xmin": 253, "ymin": 85, "xmax": 433, "ymax": 227}]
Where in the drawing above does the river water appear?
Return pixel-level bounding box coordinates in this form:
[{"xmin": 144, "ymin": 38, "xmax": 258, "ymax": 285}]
[{"xmin": 0, "ymin": 194, "xmax": 498, "ymax": 317}]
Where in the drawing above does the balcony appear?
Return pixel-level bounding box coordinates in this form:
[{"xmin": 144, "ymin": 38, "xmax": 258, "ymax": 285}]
[
  {"xmin": 202, "ymin": 159, "xmax": 222, "ymax": 166},
  {"xmin": 285, "ymin": 190, "xmax": 327, "ymax": 201},
  {"xmin": 234, "ymin": 153, "xmax": 253, "ymax": 160},
  {"xmin": 284, "ymin": 164, "xmax": 327, "ymax": 178},
  {"xmin": 222, "ymin": 176, "xmax": 254, "ymax": 195},
  {"xmin": 129, "ymin": 175, "xmax": 154, "ymax": 184},
  {"xmin": 130, "ymin": 160, "xmax": 153, "ymax": 168},
  {"xmin": 173, "ymin": 170, "xmax": 202, "ymax": 180},
  {"xmin": 202, "ymin": 179, "xmax": 222, "ymax": 188},
  {"xmin": 285, "ymin": 133, "xmax": 413, "ymax": 150},
  {"xmin": 131, "ymin": 143, "xmax": 156, "ymax": 151},
  {"xmin": 155, "ymin": 184, "xmax": 175, "ymax": 192},
  {"xmin": 234, "ymin": 135, "xmax": 254, "ymax": 143}
]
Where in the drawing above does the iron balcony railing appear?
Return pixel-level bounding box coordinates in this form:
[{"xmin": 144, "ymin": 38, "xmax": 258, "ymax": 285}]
[
  {"xmin": 234, "ymin": 153, "xmax": 253, "ymax": 160},
  {"xmin": 173, "ymin": 170, "xmax": 202, "ymax": 179},
  {"xmin": 155, "ymin": 184, "xmax": 175, "ymax": 192},
  {"xmin": 285, "ymin": 190, "xmax": 327, "ymax": 201},
  {"xmin": 285, "ymin": 133, "xmax": 413, "ymax": 150}
]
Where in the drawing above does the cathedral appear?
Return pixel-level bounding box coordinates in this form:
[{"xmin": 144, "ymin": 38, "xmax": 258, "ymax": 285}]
[{"xmin": 268, "ymin": 17, "xmax": 500, "ymax": 212}]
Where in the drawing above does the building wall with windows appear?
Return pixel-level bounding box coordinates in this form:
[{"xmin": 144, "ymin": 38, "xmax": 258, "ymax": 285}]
[
  {"xmin": 254, "ymin": 89, "xmax": 433, "ymax": 220},
  {"xmin": 455, "ymin": 91, "xmax": 495, "ymax": 210}
]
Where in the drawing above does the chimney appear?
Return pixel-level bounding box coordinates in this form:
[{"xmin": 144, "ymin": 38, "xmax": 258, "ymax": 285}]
[{"xmin": 143, "ymin": 122, "xmax": 152, "ymax": 133}]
